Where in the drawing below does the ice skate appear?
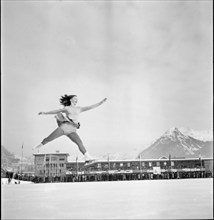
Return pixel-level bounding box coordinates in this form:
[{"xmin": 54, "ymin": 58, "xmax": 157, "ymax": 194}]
[{"xmin": 84, "ymin": 152, "xmax": 96, "ymax": 164}]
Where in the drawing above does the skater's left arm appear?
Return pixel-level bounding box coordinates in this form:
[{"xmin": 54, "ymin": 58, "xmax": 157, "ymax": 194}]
[
  {"xmin": 38, "ymin": 108, "xmax": 67, "ymax": 115},
  {"xmin": 80, "ymin": 98, "xmax": 107, "ymax": 112}
]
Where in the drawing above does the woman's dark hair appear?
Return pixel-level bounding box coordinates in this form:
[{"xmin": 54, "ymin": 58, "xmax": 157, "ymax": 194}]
[{"xmin": 60, "ymin": 94, "xmax": 76, "ymax": 106}]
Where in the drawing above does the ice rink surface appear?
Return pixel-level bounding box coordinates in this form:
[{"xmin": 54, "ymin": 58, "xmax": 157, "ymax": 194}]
[{"xmin": 1, "ymin": 178, "xmax": 213, "ymax": 219}]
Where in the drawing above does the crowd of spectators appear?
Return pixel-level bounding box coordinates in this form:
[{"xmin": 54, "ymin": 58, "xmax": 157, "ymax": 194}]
[{"xmin": 2, "ymin": 169, "xmax": 213, "ymax": 184}]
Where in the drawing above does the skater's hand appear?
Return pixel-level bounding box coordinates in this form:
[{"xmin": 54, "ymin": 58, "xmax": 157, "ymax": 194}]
[{"xmin": 38, "ymin": 112, "xmax": 45, "ymax": 115}]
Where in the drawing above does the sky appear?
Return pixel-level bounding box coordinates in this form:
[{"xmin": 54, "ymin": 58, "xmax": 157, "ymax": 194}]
[{"xmin": 1, "ymin": 0, "xmax": 213, "ymax": 160}]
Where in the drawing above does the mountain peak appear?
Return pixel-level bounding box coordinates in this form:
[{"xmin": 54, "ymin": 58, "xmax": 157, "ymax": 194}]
[
  {"xmin": 162, "ymin": 127, "xmax": 185, "ymax": 141},
  {"xmin": 164, "ymin": 127, "xmax": 181, "ymax": 135},
  {"xmin": 163, "ymin": 127, "xmax": 213, "ymax": 142},
  {"xmin": 138, "ymin": 127, "xmax": 213, "ymax": 159}
]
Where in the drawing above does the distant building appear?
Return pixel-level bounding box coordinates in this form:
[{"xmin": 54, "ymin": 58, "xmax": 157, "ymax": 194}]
[
  {"xmin": 33, "ymin": 151, "xmax": 69, "ymax": 181},
  {"xmin": 66, "ymin": 157, "xmax": 213, "ymax": 179}
]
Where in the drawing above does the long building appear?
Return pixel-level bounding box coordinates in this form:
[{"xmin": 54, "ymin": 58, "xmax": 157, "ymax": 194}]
[
  {"xmin": 33, "ymin": 152, "xmax": 213, "ymax": 183},
  {"xmin": 66, "ymin": 157, "xmax": 213, "ymax": 181}
]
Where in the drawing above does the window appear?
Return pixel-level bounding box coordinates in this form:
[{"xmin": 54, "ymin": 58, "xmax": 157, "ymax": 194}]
[
  {"xmin": 141, "ymin": 162, "xmax": 145, "ymax": 167},
  {"xmin": 36, "ymin": 157, "xmax": 45, "ymax": 162},
  {"xmin": 120, "ymin": 163, "xmax": 123, "ymax": 167},
  {"xmin": 171, "ymin": 161, "xmax": 174, "ymax": 167},
  {"xmin": 97, "ymin": 163, "xmax": 101, "ymax": 168},
  {"xmin": 149, "ymin": 162, "xmax": 152, "ymax": 167},
  {"xmin": 156, "ymin": 162, "xmax": 160, "ymax": 166},
  {"xmin": 152, "ymin": 162, "xmax": 156, "ymax": 166},
  {"xmin": 127, "ymin": 163, "xmax": 131, "ymax": 167},
  {"xmin": 51, "ymin": 157, "xmax": 57, "ymax": 161}
]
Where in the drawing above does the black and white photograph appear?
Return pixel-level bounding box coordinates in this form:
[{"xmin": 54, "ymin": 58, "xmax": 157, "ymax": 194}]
[{"xmin": 1, "ymin": 0, "xmax": 213, "ymax": 219}]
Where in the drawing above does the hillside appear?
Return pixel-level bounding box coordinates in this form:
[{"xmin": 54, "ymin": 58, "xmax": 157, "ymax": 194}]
[{"xmin": 1, "ymin": 145, "xmax": 20, "ymax": 165}]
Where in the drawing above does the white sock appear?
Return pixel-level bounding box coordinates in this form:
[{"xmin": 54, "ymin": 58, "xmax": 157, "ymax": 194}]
[
  {"xmin": 84, "ymin": 151, "xmax": 89, "ymax": 157},
  {"xmin": 34, "ymin": 143, "xmax": 43, "ymax": 149}
]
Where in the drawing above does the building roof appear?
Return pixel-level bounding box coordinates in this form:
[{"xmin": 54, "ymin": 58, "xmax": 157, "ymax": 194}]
[
  {"xmin": 67, "ymin": 157, "xmax": 213, "ymax": 164},
  {"xmin": 33, "ymin": 152, "xmax": 70, "ymax": 156}
]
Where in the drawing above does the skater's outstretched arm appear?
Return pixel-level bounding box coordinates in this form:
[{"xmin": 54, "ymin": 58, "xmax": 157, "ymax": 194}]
[
  {"xmin": 81, "ymin": 98, "xmax": 107, "ymax": 112},
  {"xmin": 38, "ymin": 109, "xmax": 67, "ymax": 115}
]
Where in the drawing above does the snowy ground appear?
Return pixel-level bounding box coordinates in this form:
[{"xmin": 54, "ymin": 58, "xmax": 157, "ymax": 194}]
[{"xmin": 1, "ymin": 178, "xmax": 213, "ymax": 219}]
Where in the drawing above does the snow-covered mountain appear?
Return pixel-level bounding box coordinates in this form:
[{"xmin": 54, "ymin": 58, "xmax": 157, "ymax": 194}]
[
  {"xmin": 179, "ymin": 127, "xmax": 213, "ymax": 142},
  {"xmin": 137, "ymin": 127, "xmax": 213, "ymax": 159},
  {"xmin": 1, "ymin": 145, "xmax": 20, "ymax": 165}
]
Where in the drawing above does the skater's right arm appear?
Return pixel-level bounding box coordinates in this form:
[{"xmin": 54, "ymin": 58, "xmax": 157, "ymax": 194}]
[{"xmin": 38, "ymin": 109, "xmax": 67, "ymax": 115}]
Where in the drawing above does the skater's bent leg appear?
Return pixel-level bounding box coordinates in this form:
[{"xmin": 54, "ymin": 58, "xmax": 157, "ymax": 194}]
[
  {"xmin": 66, "ymin": 132, "xmax": 87, "ymax": 155},
  {"xmin": 41, "ymin": 127, "xmax": 64, "ymax": 145}
]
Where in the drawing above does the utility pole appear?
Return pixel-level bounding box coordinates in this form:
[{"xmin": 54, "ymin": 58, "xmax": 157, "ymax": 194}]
[
  {"xmin": 20, "ymin": 143, "xmax": 24, "ymax": 174},
  {"xmin": 139, "ymin": 154, "xmax": 142, "ymax": 180},
  {"xmin": 49, "ymin": 154, "xmax": 51, "ymax": 182},
  {"xmin": 108, "ymin": 153, "xmax": 110, "ymax": 171},
  {"xmin": 199, "ymin": 152, "xmax": 202, "ymax": 168},
  {"xmin": 44, "ymin": 154, "xmax": 46, "ymax": 182},
  {"xmin": 76, "ymin": 155, "xmax": 78, "ymax": 180},
  {"xmin": 199, "ymin": 152, "xmax": 203, "ymax": 178},
  {"xmin": 169, "ymin": 154, "xmax": 171, "ymax": 179},
  {"xmin": 107, "ymin": 153, "xmax": 110, "ymax": 181}
]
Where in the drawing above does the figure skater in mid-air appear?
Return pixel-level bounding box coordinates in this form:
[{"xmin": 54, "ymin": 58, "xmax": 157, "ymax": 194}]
[{"xmin": 34, "ymin": 94, "xmax": 107, "ymax": 162}]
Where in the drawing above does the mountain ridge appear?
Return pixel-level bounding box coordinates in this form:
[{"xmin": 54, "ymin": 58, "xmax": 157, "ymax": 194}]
[{"xmin": 137, "ymin": 127, "xmax": 213, "ymax": 159}]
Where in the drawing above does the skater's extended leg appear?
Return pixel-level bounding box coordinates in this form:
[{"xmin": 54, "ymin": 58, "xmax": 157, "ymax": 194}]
[
  {"xmin": 34, "ymin": 127, "xmax": 64, "ymax": 150},
  {"xmin": 66, "ymin": 132, "xmax": 96, "ymax": 162},
  {"xmin": 42, "ymin": 127, "xmax": 64, "ymax": 145},
  {"xmin": 66, "ymin": 132, "xmax": 86, "ymax": 155}
]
